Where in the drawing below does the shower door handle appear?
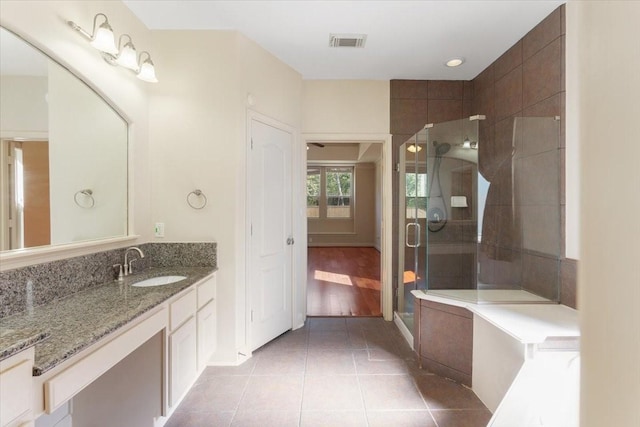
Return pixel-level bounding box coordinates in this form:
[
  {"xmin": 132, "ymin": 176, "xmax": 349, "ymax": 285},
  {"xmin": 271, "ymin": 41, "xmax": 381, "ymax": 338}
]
[{"xmin": 405, "ymin": 223, "xmax": 421, "ymax": 248}]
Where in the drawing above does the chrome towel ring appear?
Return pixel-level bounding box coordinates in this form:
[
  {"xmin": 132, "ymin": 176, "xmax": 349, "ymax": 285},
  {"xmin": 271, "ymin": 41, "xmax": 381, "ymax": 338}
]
[
  {"xmin": 74, "ymin": 189, "xmax": 95, "ymax": 208},
  {"xmin": 187, "ymin": 189, "xmax": 207, "ymax": 209}
]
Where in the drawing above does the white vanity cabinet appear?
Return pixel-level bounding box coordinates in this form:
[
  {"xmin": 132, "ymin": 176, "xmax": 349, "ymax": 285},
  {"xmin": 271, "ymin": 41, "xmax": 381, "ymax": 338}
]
[
  {"xmin": 168, "ymin": 273, "xmax": 217, "ymax": 408},
  {"xmin": 168, "ymin": 289, "xmax": 198, "ymax": 408},
  {"xmin": 196, "ymin": 275, "xmax": 217, "ymax": 371},
  {"xmin": 3, "ymin": 271, "xmax": 219, "ymax": 426},
  {"xmin": 0, "ymin": 347, "xmax": 35, "ymax": 427}
]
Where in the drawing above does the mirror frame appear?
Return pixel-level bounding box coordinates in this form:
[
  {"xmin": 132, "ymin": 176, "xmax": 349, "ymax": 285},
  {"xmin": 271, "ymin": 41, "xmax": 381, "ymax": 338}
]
[{"xmin": 0, "ymin": 25, "xmax": 136, "ymax": 271}]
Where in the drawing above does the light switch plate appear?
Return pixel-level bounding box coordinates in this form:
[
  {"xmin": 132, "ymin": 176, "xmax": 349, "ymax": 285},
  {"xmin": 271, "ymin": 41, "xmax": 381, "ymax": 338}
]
[{"xmin": 154, "ymin": 222, "xmax": 165, "ymax": 237}]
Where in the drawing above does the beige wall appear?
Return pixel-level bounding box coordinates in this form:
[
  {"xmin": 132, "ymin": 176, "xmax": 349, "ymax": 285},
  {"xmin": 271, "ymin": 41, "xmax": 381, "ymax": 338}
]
[
  {"xmin": 571, "ymin": 1, "xmax": 640, "ymax": 426},
  {"xmin": 308, "ymin": 163, "xmax": 377, "ymax": 247},
  {"xmin": 302, "ymin": 80, "xmax": 390, "ymax": 134},
  {"xmin": 148, "ymin": 30, "xmax": 303, "ymax": 362},
  {"xmin": 1, "ymin": 0, "xmax": 305, "ymax": 365},
  {"xmin": 0, "ymin": 75, "xmax": 48, "ymax": 136},
  {"xmin": 301, "ymin": 80, "xmax": 390, "ymax": 248}
]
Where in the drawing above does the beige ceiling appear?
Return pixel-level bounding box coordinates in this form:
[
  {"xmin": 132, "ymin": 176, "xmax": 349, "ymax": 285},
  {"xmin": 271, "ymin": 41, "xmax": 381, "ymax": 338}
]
[{"xmin": 123, "ymin": 0, "xmax": 565, "ymax": 80}]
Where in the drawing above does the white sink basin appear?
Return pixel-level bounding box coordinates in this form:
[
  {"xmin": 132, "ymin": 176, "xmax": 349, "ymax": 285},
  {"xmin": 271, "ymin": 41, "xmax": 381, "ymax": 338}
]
[{"xmin": 131, "ymin": 275, "xmax": 187, "ymax": 287}]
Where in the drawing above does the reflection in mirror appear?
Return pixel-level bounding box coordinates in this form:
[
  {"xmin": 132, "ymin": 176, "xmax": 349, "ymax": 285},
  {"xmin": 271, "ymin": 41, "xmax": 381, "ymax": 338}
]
[{"xmin": 0, "ymin": 27, "xmax": 128, "ymax": 252}]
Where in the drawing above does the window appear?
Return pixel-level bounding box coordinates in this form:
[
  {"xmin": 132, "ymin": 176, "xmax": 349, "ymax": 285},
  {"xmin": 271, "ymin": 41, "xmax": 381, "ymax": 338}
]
[
  {"xmin": 306, "ymin": 168, "xmax": 320, "ymax": 218},
  {"xmin": 307, "ymin": 166, "xmax": 354, "ymax": 219},
  {"xmin": 326, "ymin": 167, "xmax": 352, "ymax": 218},
  {"xmin": 406, "ymin": 172, "xmax": 427, "ymax": 219}
]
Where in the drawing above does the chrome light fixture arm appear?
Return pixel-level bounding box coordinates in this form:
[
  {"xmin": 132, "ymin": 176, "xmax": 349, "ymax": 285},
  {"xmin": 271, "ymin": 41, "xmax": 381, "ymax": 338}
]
[{"xmin": 68, "ymin": 13, "xmax": 158, "ymax": 82}]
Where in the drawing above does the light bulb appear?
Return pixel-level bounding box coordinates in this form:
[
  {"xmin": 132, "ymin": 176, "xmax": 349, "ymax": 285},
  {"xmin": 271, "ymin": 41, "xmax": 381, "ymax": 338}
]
[
  {"xmin": 90, "ymin": 22, "xmax": 117, "ymax": 54},
  {"xmin": 137, "ymin": 54, "xmax": 158, "ymax": 83},
  {"xmin": 116, "ymin": 40, "xmax": 138, "ymax": 70},
  {"xmin": 446, "ymin": 58, "xmax": 464, "ymax": 67}
]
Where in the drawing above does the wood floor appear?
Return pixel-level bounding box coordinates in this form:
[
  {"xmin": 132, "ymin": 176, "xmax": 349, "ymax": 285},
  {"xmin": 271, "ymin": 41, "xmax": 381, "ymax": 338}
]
[{"xmin": 307, "ymin": 247, "xmax": 381, "ymax": 317}]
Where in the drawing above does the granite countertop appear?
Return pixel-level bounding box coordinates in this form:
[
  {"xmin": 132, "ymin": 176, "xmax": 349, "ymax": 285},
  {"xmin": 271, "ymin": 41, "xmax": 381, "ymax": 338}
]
[
  {"xmin": 0, "ymin": 266, "xmax": 216, "ymax": 375},
  {"xmin": 0, "ymin": 327, "xmax": 50, "ymax": 361}
]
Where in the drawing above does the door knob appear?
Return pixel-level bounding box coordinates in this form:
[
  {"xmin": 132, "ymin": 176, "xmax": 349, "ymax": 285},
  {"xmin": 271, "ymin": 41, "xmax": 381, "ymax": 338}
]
[{"xmin": 286, "ymin": 237, "xmax": 295, "ymax": 245}]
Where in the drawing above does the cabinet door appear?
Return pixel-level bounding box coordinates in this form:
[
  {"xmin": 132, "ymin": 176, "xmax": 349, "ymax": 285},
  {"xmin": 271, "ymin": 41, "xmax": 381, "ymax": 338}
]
[
  {"xmin": 169, "ymin": 317, "xmax": 197, "ymax": 407},
  {"xmin": 197, "ymin": 300, "xmax": 217, "ymax": 371},
  {"xmin": 0, "ymin": 356, "xmax": 32, "ymax": 427}
]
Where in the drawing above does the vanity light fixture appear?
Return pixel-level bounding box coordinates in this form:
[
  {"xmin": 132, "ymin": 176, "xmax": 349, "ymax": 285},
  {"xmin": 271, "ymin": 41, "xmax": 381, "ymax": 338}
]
[
  {"xmin": 446, "ymin": 57, "xmax": 465, "ymax": 67},
  {"xmin": 136, "ymin": 51, "xmax": 158, "ymax": 83},
  {"xmin": 68, "ymin": 13, "xmax": 117, "ymax": 55},
  {"xmin": 68, "ymin": 13, "xmax": 158, "ymax": 82},
  {"xmin": 113, "ymin": 34, "xmax": 138, "ymax": 70}
]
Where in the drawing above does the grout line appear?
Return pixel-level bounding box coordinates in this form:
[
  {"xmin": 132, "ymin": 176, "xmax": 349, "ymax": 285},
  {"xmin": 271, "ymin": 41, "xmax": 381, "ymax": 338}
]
[
  {"xmin": 352, "ymin": 330, "xmax": 371, "ymax": 427},
  {"xmin": 298, "ymin": 331, "xmax": 309, "ymax": 426},
  {"xmin": 226, "ymin": 374, "xmax": 252, "ymax": 426},
  {"xmin": 409, "ymin": 366, "xmax": 440, "ymax": 427}
]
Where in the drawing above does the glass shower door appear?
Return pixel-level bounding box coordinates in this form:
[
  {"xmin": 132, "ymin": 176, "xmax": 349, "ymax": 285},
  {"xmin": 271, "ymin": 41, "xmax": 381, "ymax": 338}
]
[
  {"xmin": 396, "ymin": 117, "xmax": 481, "ymax": 333},
  {"xmin": 397, "ymin": 131, "xmax": 428, "ymax": 332}
]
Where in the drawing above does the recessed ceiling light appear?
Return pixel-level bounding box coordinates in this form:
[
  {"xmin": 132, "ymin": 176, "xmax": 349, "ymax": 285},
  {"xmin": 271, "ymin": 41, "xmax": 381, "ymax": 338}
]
[
  {"xmin": 407, "ymin": 144, "xmax": 422, "ymax": 153},
  {"xmin": 446, "ymin": 58, "xmax": 465, "ymax": 67}
]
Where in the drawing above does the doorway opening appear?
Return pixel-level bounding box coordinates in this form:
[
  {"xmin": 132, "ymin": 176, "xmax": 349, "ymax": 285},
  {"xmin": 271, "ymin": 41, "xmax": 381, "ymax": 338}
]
[
  {"xmin": 306, "ymin": 142, "xmax": 383, "ymax": 317},
  {"xmin": 307, "ymin": 246, "xmax": 381, "ymax": 316},
  {"xmin": 0, "ymin": 138, "xmax": 50, "ymax": 251}
]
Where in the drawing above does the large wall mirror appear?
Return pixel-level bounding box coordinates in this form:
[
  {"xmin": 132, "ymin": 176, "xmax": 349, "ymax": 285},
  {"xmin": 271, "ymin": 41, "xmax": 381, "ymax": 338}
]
[{"xmin": 0, "ymin": 26, "xmax": 128, "ymax": 253}]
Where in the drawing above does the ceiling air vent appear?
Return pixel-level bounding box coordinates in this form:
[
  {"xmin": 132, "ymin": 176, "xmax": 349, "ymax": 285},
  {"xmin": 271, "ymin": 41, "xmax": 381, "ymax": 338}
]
[{"xmin": 329, "ymin": 33, "xmax": 367, "ymax": 48}]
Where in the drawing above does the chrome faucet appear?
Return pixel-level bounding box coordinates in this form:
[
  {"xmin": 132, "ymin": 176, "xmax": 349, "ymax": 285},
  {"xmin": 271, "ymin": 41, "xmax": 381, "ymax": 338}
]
[{"xmin": 123, "ymin": 246, "xmax": 145, "ymax": 276}]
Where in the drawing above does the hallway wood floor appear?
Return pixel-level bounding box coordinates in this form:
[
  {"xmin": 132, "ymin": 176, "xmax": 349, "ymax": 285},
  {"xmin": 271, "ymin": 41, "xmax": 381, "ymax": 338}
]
[{"xmin": 307, "ymin": 247, "xmax": 381, "ymax": 317}]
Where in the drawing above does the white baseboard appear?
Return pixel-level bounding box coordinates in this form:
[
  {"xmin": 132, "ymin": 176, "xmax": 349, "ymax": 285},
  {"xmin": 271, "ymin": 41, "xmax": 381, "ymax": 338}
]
[{"xmin": 393, "ymin": 312, "xmax": 414, "ymax": 350}]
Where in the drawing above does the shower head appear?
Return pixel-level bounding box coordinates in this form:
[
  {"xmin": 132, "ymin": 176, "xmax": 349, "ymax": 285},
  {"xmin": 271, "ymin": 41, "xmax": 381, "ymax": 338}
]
[{"xmin": 434, "ymin": 142, "xmax": 451, "ymax": 157}]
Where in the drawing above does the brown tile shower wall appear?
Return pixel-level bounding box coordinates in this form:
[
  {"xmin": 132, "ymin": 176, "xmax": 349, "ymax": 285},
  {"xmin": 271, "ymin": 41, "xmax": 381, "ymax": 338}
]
[
  {"xmin": 470, "ymin": 4, "xmax": 576, "ymax": 307},
  {"xmin": 390, "ymin": 81, "xmax": 474, "ymax": 294},
  {"xmin": 389, "ymin": 5, "xmax": 577, "ymax": 308}
]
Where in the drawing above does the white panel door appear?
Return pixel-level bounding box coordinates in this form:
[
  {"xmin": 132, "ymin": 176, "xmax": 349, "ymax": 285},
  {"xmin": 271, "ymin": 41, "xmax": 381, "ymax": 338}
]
[{"xmin": 249, "ymin": 118, "xmax": 293, "ymax": 351}]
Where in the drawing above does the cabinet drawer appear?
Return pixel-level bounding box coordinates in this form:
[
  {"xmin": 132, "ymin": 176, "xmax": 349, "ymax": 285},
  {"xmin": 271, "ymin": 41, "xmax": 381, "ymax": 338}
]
[
  {"xmin": 197, "ymin": 275, "xmax": 216, "ymax": 309},
  {"xmin": 0, "ymin": 356, "xmax": 32, "ymax": 427},
  {"xmin": 170, "ymin": 289, "xmax": 197, "ymax": 331}
]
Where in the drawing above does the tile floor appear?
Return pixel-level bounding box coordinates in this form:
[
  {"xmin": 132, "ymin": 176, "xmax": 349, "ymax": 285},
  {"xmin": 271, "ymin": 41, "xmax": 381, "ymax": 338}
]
[{"xmin": 166, "ymin": 317, "xmax": 492, "ymax": 427}]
